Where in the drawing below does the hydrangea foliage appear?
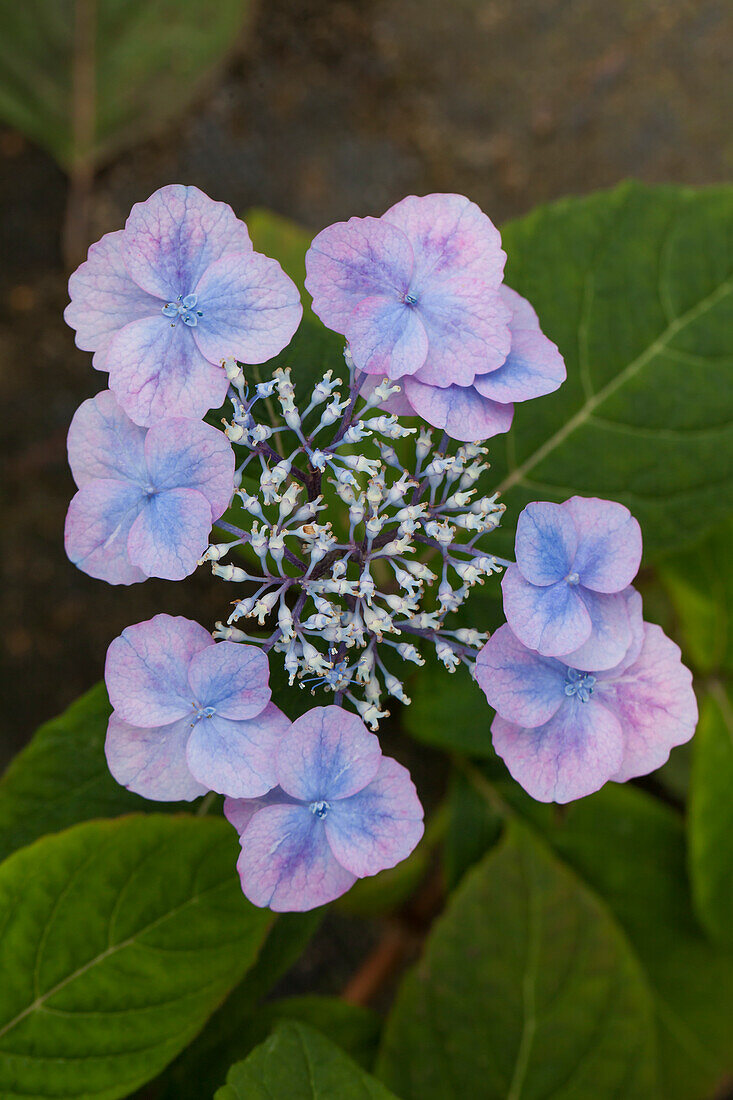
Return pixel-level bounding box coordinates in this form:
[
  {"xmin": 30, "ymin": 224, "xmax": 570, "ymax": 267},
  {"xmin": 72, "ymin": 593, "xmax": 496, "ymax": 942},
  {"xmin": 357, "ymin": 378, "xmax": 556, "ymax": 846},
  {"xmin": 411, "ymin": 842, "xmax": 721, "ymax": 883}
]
[{"xmin": 63, "ymin": 185, "xmax": 698, "ymax": 911}]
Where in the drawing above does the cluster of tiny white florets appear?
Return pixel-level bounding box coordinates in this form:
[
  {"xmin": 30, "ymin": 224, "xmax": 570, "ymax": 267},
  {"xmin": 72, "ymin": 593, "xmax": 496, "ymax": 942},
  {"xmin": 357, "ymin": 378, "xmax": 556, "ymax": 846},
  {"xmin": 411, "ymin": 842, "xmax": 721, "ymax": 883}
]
[{"xmin": 202, "ymin": 353, "xmax": 506, "ymax": 729}]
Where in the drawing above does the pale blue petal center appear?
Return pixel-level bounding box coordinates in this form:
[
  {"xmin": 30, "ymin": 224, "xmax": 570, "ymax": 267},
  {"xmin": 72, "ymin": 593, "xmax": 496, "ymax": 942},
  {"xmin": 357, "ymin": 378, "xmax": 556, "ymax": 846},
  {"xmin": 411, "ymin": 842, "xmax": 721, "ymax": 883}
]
[{"xmin": 162, "ymin": 293, "xmax": 203, "ymax": 327}]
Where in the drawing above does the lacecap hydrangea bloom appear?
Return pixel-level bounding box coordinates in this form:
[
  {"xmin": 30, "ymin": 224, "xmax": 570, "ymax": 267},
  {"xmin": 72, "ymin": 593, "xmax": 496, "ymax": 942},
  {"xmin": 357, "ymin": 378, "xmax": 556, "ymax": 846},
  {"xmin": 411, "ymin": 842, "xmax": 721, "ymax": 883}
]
[
  {"xmin": 224, "ymin": 706, "xmax": 424, "ymax": 911},
  {"xmin": 65, "ymin": 390, "xmax": 235, "ymax": 583},
  {"xmin": 63, "ymin": 184, "xmax": 697, "ymax": 911},
  {"xmin": 305, "ymin": 193, "xmax": 565, "ymax": 441},
  {"xmin": 476, "ymin": 589, "xmax": 697, "ymax": 803},
  {"xmin": 65, "ymin": 185, "xmax": 302, "ymax": 426}
]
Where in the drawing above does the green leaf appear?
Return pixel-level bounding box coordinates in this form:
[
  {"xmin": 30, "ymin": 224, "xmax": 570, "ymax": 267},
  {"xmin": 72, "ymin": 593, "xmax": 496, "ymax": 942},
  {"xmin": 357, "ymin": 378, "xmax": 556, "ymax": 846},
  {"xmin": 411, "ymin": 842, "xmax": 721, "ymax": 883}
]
[
  {"xmin": 239, "ymin": 996, "xmax": 381, "ymax": 1071},
  {"xmin": 402, "ymin": 654, "xmax": 494, "ymax": 755},
  {"xmin": 689, "ymin": 681, "xmax": 733, "ymax": 944},
  {"xmin": 377, "ymin": 822, "xmax": 657, "ymax": 1099},
  {"xmin": 247, "ymin": 206, "xmax": 346, "ymax": 396},
  {"xmin": 215, "ymin": 1021, "xmax": 398, "ymax": 1100},
  {"xmin": 550, "ymin": 785, "xmax": 733, "ymax": 1100},
  {"xmin": 0, "ymin": 814, "xmax": 270, "ymax": 1100},
  {"xmin": 489, "ymin": 181, "xmax": 733, "ymax": 562},
  {"xmin": 0, "ymin": 683, "xmax": 193, "ymax": 863},
  {"xmin": 247, "ymin": 208, "xmax": 311, "ymax": 296},
  {"xmin": 658, "ymin": 517, "xmax": 733, "ymax": 676},
  {"xmin": 452, "ymin": 768, "xmax": 733, "ymax": 1100},
  {"xmin": 149, "ymin": 910, "xmax": 322, "ymax": 1099},
  {"xmin": 0, "ymin": 0, "xmax": 254, "ymax": 170},
  {"xmin": 444, "ymin": 770, "xmax": 502, "ymax": 890}
]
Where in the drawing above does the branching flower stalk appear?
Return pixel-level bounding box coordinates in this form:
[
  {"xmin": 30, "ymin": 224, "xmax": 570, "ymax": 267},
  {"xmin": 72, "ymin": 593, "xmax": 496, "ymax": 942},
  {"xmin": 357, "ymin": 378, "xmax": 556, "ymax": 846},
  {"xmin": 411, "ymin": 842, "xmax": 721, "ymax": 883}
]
[{"xmin": 207, "ymin": 353, "xmax": 507, "ymax": 728}]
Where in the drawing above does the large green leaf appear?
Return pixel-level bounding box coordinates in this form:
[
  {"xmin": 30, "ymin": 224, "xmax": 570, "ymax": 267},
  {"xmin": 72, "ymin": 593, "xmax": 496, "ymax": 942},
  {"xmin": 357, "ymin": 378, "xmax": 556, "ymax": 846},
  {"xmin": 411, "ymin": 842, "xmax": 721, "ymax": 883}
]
[
  {"xmin": 0, "ymin": 814, "xmax": 270, "ymax": 1100},
  {"xmin": 452, "ymin": 768, "xmax": 733, "ymax": 1100},
  {"xmin": 490, "ymin": 181, "xmax": 733, "ymax": 561},
  {"xmin": 0, "ymin": 683, "xmax": 194, "ymax": 864},
  {"xmin": 552, "ymin": 785, "xmax": 733, "ymax": 1100},
  {"xmin": 689, "ymin": 682, "xmax": 733, "ymax": 945},
  {"xmin": 215, "ymin": 1021, "xmax": 397, "ymax": 1100},
  {"xmin": 149, "ymin": 910, "xmax": 322, "ymax": 1099},
  {"xmin": 444, "ymin": 770, "xmax": 502, "ymax": 890},
  {"xmin": 658, "ymin": 517, "xmax": 733, "ymax": 676},
  {"xmin": 0, "ymin": 0, "xmax": 253, "ymax": 170},
  {"xmin": 230, "ymin": 995, "xmax": 381, "ymax": 1071},
  {"xmin": 378, "ymin": 822, "xmax": 656, "ymax": 1100}
]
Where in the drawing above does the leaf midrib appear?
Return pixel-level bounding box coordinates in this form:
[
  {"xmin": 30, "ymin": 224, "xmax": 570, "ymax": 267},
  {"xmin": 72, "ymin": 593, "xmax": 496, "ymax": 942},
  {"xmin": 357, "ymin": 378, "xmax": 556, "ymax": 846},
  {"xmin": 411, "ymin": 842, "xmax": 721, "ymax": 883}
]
[
  {"xmin": 0, "ymin": 873, "xmax": 232, "ymax": 1043},
  {"xmin": 505, "ymin": 859, "xmax": 541, "ymax": 1100},
  {"xmin": 461, "ymin": 763, "xmax": 720, "ymax": 1075},
  {"xmin": 498, "ymin": 276, "xmax": 733, "ymax": 495}
]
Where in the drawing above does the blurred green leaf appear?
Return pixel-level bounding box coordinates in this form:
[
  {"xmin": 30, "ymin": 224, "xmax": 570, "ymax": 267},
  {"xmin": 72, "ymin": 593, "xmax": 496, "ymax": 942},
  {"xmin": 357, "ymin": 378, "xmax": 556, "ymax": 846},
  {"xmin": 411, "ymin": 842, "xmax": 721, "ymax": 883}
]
[
  {"xmin": 247, "ymin": 208, "xmax": 311, "ymax": 297},
  {"xmin": 336, "ymin": 842, "xmax": 430, "ymax": 917},
  {"xmin": 0, "ymin": 682, "xmax": 193, "ymax": 863},
  {"xmin": 403, "ymin": 654, "xmax": 494, "ymax": 755},
  {"xmin": 489, "ymin": 181, "xmax": 733, "ymax": 562},
  {"xmin": 0, "ymin": 0, "xmax": 254, "ymax": 170},
  {"xmin": 0, "ymin": 814, "xmax": 271, "ymax": 1099},
  {"xmin": 240, "ymin": 996, "xmax": 381, "ymax": 1071},
  {"xmin": 551, "ymin": 784, "xmax": 733, "ymax": 1100},
  {"xmin": 651, "ymin": 741, "xmax": 693, "ymax": 803},
  {"xmin": 658, "ymin": 517, "xmax": 733, "ymax": 676},
  {"xmin": 378, "ymin": 822, "xmax": 657, "ymax": 1099},
  {"xmin": 215, "ymin": 1021, "xmax": 398, "ymax": 1099},
  {"xmin": 149, "ymin": 910, "xmax": 323, "ymax": 1099},
  {"xmin": 441, "ymin": 769, "xmax": 733, "ymax": 1100},
  {"xmin": 444, "ymin": 769, "xmax": 502, "ymax": 890},
  {"xmin": 689, "ymin": 682, "xmax": 733, "ymax": 945},
  {"xmin": 248, "ymin": 208, "xmax": 346, "ymax": 396}
]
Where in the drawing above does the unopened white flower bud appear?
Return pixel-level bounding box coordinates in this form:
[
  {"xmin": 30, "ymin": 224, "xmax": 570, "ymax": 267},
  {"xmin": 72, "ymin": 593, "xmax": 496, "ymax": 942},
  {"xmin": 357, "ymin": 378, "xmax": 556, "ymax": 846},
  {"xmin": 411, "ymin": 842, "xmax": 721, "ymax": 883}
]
[{"xmin": 212, "ymin": 562, "xmax": 250, "ymax": 583}]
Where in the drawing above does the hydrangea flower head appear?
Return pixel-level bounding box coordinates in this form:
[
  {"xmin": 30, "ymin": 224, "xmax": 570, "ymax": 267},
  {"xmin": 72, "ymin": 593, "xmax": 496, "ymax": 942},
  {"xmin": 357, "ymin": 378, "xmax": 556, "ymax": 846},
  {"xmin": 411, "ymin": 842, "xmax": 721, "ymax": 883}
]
[
  {"xmin": 502, "ymin": 497, "xmax": 643, "ymax": 669},
  {"xmin": 306, "ymin": 194, "xmax": 565, "ymax": 441},
  {"xmin": 224, "ymin": 705, "xmax": 424, "ymax": 911},
  {"xmin": 475, "ymin": 590, "xmax": 697, "ymax": 803},
  {"xmin": 65, "ymin": 185, "xmax": 303, "ymax": 426},
  {"xmin": 105, "ymin": 614, "xmax": 288, "ymax": 800},
  {"xmin": 65, "ymin": 390, "xmax": 235, "ymax": 584}
]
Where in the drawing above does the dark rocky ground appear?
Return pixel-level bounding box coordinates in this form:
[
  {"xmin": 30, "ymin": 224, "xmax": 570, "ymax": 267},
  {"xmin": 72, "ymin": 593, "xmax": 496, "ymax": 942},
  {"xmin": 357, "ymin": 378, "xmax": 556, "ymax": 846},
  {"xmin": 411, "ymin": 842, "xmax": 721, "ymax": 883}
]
[{"xmin": 1, "ymin": 0, "xmax": 730, "ymax": 765}]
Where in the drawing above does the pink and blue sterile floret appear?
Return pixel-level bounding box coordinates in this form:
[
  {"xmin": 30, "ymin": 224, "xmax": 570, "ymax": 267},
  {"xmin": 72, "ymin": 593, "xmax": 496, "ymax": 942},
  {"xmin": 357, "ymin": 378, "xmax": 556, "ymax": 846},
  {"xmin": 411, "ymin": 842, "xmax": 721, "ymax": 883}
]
[
  {"xmin": 65, "ymin": 185, "xmax": 303, "ymax": 426},
  {"xmin": 475, "ymin": 589, "xmax": 697, "ymax": 803},
  {"xmin": 502, "ymin": 496, "xmax": 643, "ymax": 670},
  {"xmin": 65, "ymin": 390, "xmax": 235, "ymax": 584},
  {"xmin": 224, "ymin": 705, "xmax": 425, "ymax": 911},
  {"xmin": 105, "ymin": 614, "xmax": 288, "ymax": 801},
  {"xmin": 305, "ymin": 193, "xmax": 565, "ymax": 441}
]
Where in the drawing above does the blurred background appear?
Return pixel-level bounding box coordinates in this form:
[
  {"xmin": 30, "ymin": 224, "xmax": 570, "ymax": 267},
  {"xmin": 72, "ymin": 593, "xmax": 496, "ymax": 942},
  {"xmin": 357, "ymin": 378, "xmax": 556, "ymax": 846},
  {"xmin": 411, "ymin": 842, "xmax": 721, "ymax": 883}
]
[{"xmin": 1, "ymin": 0, "xmax": 731, "ymax": 769}]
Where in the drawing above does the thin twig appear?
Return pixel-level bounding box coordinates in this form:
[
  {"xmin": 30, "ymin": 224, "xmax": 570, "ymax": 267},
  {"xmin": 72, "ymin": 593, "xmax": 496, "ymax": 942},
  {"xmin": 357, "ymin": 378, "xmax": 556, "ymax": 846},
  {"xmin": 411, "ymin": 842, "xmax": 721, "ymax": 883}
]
[{"xmin": 63, "ymin": 0, "xmax": 96, "ymax": 268}]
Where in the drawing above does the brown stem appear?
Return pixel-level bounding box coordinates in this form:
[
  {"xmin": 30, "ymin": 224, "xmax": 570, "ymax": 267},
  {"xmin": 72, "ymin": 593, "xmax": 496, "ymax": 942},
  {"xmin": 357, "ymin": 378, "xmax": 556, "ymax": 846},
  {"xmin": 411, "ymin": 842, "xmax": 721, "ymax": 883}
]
[
  {"xmin": 341, "ymin": 923, "xmax": 413, "ymax": 1006},
  {"xmin": 341, "ymin": 864, "xmax": 445, "ymax": 1007},
  {"xmin": 62, "ymin": 0, "xmax": 97, "ymax": 268}
]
